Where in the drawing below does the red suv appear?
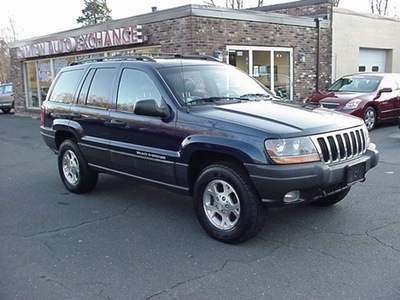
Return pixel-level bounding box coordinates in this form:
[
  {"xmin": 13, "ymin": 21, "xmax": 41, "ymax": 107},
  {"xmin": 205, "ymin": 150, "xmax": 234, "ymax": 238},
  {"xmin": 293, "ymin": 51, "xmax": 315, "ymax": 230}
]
[{"xmin": 306, "ymin": 73, "xmax": 400, "ymax": 130}]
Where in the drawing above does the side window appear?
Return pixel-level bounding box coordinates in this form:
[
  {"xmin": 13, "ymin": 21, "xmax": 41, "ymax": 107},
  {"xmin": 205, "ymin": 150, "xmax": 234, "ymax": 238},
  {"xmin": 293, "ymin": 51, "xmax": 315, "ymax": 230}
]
[
  {"xmin": 77, "ymin": 69, "xmax": 95, "ymax": 105},
  {"xmin": 394, "ymin": 76, "xmax": 400, "ymax": 91},
  {"xmin": 381, "ymin": 77, "xmax": 397, "ymax": 91},
  {"xmin": 48, "ymin": 69, "xmax": 84, "ymax": 103},
  {"xmin": 4, "ymin": 85, "xmax": 13, "ymax": 93},
  {"xmin": 86, "ymin": 68, "xmax": 116, "ymax": 108},
  {"xmin": 117, "ymin": 68, "xmax": 162, "ymax": 112}
]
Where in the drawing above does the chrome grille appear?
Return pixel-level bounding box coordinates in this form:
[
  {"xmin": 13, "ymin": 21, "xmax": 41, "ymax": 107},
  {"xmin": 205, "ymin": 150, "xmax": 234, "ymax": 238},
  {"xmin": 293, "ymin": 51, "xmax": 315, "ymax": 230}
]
[
  {"xmin": 311, "ymin": 126, "xmax": 368, "ymax": 164},
  {"xmin": 320, "ymin": 102, "xmax": 340, "ymax": 109}
]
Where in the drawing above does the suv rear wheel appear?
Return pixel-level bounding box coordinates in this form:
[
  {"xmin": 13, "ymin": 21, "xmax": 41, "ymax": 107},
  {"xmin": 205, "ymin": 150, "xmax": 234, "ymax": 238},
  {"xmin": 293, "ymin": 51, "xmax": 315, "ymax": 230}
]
[
  {"xmin": 193, "ymin": 161, "xmax": 267, "ymax": 244},
  {"xmin": 58, "ymin": 139, "xmax": 98, "ymax": 193}
]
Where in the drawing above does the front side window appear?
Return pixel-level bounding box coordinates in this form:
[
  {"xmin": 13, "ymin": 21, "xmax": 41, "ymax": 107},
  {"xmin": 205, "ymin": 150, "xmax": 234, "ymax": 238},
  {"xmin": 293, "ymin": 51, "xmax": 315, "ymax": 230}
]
[
  {"xmin": 381, "ymin": 76, "xmax": 400, "ymax": 91},
  {"xmin": 4, "ymin": 84, "xmax": 13, "ymax": 93},
  {"xmin": 116, "ymin": 68, "xmax": 162, "ymax": 112}
]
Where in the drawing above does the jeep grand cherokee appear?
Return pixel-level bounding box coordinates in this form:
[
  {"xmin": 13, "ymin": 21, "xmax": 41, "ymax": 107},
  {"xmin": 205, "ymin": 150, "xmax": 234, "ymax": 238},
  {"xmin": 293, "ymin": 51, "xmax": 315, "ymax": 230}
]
[{"xmin": 40, "ymin": 54, "xmax": 379, "ymax": 244}]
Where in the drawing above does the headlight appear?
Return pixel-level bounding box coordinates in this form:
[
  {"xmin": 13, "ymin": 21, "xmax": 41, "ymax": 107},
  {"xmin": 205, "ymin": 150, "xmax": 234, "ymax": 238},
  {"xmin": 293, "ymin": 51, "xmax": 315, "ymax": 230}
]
[
  {"xmin": 265, "ymin": 137, "xmax": 320, "ymax": 164},
  {"xmin": 343, "ymin": 99, "xmax": 362, "ymax": 110}
]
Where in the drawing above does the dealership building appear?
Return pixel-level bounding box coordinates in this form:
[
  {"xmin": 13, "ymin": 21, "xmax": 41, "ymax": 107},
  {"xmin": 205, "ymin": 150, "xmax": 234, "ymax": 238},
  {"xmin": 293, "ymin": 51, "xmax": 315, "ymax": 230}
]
[{"xmin": 8, "ymin": 0, "xmax": 400, "ymax": 114}]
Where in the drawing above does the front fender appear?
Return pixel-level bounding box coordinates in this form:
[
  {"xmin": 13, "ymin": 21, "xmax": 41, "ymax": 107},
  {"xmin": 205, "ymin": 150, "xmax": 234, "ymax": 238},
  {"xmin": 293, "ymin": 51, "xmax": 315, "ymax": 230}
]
[{"xmin": 179, "ymin": 134, "xmax": 268, "ymax": 164}]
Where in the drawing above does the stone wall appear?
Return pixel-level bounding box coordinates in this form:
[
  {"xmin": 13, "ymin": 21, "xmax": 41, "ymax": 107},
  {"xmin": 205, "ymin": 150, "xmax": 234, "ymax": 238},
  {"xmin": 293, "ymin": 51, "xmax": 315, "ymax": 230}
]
[{"xmin": 9, "ymin": 49, "xmax": 26, "ymax": 115}]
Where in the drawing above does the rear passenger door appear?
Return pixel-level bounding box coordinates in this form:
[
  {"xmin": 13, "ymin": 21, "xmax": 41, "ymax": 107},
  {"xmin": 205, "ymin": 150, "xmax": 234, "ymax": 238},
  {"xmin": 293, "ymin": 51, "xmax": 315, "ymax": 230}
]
[
  {"xmin": 108, "ymin": 67, "xmax": 179, "ymax": 185},
  {"xmin": 69, "ymin": 65, "xmax": 117, "ymax": 169}
]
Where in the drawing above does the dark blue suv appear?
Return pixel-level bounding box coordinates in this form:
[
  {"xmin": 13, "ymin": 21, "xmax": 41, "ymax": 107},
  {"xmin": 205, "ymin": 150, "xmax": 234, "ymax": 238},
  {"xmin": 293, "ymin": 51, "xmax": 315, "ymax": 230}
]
[{"xmin": 40, "ymin": 55, "xmax": 379, "ymax": 244}]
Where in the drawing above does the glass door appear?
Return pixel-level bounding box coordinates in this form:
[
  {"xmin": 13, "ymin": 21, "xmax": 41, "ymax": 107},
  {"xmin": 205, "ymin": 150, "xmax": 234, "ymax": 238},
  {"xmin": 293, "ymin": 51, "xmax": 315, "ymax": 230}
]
[{"xmin": 226, "ymin": 46, "xmax": 293, "ymax": 100}]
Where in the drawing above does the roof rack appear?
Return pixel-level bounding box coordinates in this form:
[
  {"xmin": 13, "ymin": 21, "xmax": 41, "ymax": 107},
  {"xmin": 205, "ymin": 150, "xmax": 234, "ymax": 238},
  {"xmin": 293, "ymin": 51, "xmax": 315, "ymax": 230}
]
[
  {"xmin": 69, "ymin": 55, "xmax": 156, "ymax": 66},
  {"xmin": 68, "ymin": 53, "xmax": 220, "ymax": 66},
  {"xmin": 153, "ymin": 53, "xmax": 220, "ymax": 61}
]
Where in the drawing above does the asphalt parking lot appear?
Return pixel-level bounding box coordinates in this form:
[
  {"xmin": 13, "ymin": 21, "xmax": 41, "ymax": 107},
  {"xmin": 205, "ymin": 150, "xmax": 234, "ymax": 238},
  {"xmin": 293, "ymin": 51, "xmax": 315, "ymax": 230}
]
[{"xmin": 0, "ymin": 113, "xmax": 399, "ymax": 300}]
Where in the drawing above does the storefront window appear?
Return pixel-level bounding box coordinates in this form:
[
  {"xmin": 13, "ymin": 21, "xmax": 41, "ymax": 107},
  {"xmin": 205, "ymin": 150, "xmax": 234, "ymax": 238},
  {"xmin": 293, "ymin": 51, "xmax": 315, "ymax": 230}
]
[
  {"xmin": 25, "ymin": 62, "xmax": 39, "ymax": 108},
  {"xmin": 274, "ymin": 51, "xmax": 291, "ymax": 99},
  {"xmin": 54, "ymin": 58, "xmax": 74, "ymax": 76},
  {"xmin": 253, "ymin": 50, "xmax": 271, "ymax": 89},
  {"xmin": 37, "ymin": 60, "xmax": 52, "ymax": 107},
  {"xmin": 228, "ymin": 50, "xmax": 249, "ymax": 74},
  {"xmin": 226, "ymin": 46, "xmax": 293, "ymax": 100}
]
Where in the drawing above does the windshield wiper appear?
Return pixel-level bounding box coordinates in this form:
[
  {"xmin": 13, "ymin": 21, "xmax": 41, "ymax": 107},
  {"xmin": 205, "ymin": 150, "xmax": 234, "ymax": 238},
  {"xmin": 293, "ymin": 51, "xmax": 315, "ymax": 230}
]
[
  {"xmin": 186, "ymin": 96, "xmax": 248, "ymax": 105},
  {"xmin": 240, "ymin": 93, "xmax": 274, "ymax": 100}
]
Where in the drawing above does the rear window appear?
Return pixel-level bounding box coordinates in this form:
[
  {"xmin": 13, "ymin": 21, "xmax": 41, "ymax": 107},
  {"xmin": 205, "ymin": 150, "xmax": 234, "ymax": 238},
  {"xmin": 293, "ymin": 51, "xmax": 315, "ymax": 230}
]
[{"xmin": 48, "ymin": 69, "xmax": 84, "ymax": 103}]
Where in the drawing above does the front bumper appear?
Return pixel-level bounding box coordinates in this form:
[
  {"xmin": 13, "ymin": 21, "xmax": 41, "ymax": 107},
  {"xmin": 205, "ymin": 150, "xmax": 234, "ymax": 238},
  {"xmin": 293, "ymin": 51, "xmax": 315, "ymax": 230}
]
[
  {"xmin": 245, "ymin": 144, "xmax": 379, "ymax": 206},
  {"xmin": 0, "ymin": 101, "xmax": 14, "ymax": 109}
]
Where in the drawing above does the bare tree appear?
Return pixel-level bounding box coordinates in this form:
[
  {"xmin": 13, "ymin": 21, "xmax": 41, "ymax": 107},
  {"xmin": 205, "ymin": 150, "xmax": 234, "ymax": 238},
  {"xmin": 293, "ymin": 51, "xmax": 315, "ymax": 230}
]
[
  {"xmin": 369, "ymin": 0, "xmax": 389, "ymax": 15},
  {"xmin": 0, "ymin": 16, "xmax": 17, "ymax": 83},
  {"xmin": 332, "ymin": 0, "xmax": 340, "ymax": 6},
  {"xmin": 1, "ymin": 16, "xmax": 18, "ymax": 43},
  {"xmin": 203, "ymin": 0, "xmax": 216, "ymax": 6}
]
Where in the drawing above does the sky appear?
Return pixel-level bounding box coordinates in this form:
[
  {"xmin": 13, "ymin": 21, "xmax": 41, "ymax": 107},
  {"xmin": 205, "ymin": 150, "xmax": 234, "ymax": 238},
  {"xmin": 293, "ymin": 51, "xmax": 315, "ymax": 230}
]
[{"xmin": 1, "ymin": 0, "xmax": 372, "ymax": 40}]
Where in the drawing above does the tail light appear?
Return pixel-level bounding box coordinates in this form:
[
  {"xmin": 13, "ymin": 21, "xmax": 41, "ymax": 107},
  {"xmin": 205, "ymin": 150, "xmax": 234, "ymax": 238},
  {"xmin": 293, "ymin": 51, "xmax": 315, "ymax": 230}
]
[{"xmin": 40, "ymin": 105, "xmax": 45, "ymax": 126}]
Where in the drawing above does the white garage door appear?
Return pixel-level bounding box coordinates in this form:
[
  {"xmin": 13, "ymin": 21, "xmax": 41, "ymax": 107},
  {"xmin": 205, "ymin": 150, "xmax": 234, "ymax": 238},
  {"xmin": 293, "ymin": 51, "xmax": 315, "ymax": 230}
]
[{"xmin": 359, "ymin": 48, "xmax": 386, "ymax": 72}]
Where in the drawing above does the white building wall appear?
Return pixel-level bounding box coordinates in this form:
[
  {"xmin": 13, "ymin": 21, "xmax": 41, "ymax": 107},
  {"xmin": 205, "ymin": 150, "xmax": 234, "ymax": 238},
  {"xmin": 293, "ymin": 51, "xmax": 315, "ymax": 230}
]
[{"xmin": 332, "ymin": 8, "xmax": 400, "ymax": 80}]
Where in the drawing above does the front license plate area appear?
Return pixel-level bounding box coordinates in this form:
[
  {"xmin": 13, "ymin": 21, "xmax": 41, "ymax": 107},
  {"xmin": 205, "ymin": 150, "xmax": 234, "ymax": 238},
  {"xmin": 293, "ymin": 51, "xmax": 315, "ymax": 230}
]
[{"xmin": 346, "ymin": 162, "xmax": 366, "ymax": 184}]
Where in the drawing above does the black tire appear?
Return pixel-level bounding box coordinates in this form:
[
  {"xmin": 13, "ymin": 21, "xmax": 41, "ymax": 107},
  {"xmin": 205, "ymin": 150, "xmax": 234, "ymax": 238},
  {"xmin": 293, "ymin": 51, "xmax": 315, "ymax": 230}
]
[
  {"xmin": 58, "ymin": 139, "xmax": 98, "ymax": 193},
  {"xmin": 363, "ymin": 106, "xmax": 376, "ymax": 131},
  {"xmin": 193, "ymin": 161, "xmax": 267, "ymax": 244},
  {"xmin": 310, "ymin": 187, "xmax": 350, "ymax": 207},
  {"xmin": 1, "ymin": 108, "xmax": 11, "ymax": 113}
]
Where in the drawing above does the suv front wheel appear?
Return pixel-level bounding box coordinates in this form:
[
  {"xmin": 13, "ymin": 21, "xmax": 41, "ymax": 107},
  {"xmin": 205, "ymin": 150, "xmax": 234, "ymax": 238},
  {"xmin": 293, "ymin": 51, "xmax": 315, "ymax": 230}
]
[
  {"xmin": 193, "ymin": 161, "xmax": 267, "ymax": 244},
  {"xmin": 58, "ymin": 139, "xmax": 98, "ymax": 193}
]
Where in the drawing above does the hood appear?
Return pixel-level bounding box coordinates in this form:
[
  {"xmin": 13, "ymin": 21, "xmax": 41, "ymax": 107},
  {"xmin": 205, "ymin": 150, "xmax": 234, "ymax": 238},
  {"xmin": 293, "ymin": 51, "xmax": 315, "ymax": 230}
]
[
  {"xmin": 309, "ymin": 90, "xmax": 373, "ymax": 104},
  {"xmin": 192, "ymin": 100, "xmax": 364, "ymax": 138}
]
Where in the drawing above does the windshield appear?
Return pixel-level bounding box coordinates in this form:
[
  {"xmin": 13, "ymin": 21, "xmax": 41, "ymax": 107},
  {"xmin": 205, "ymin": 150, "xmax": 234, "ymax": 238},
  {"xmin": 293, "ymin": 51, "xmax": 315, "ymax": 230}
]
[
  {"xmin": 158, "ymin": 64, "xmax": 277, "ymax": 105},
  {"xmin": 328, "ymin": 75, "xmax": 381, "ymax": 93}
]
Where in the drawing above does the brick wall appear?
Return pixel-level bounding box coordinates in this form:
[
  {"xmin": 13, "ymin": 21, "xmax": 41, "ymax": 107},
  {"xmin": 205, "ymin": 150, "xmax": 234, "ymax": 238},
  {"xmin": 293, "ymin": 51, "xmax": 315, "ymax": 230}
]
[{"xmin": 268, "ymin": 3, "xmax": 332, "ymax": 17}]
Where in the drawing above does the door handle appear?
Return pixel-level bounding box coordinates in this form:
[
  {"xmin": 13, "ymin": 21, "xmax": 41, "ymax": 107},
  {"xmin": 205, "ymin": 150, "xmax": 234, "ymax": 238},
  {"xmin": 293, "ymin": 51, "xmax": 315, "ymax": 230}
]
[{"xmin": 110, "ymin": 119, "xmax": 127, "ymax": 127}]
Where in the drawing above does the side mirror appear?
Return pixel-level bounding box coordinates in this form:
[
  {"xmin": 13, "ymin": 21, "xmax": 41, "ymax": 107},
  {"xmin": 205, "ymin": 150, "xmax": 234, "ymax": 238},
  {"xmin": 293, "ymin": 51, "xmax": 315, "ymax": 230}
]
[
  {"xmin": 379, "ymin": 87, "xmax": 392, "ymax": 94},
  {"xmin": 134, "ymin": 99, "xmax": 170, "ymax": 119}
]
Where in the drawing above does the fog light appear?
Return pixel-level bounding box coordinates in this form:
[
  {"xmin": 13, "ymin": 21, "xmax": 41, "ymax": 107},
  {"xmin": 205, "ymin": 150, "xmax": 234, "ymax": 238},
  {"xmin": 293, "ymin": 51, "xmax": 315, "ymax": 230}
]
[{"xmin": 284, "ymin": 191, "xmax": 300, "ymax": 203}]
